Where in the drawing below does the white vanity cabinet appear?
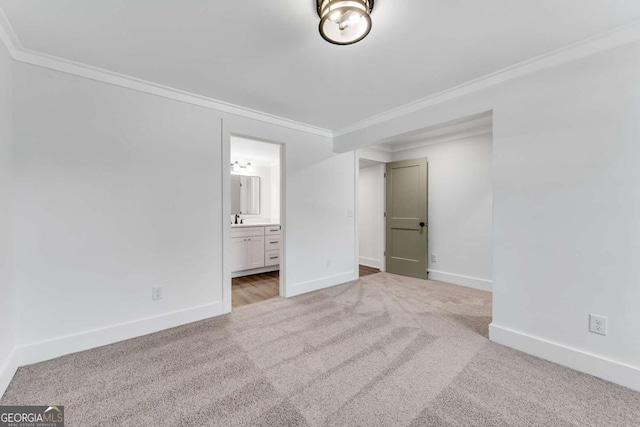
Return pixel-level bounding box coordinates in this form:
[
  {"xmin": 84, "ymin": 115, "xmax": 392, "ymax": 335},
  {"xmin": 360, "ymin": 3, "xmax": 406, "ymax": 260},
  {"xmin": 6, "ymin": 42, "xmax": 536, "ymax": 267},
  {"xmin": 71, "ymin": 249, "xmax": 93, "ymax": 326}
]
[
  {"xmin": 231, "ymin": 235, "xmax": 265, "ymax": 271},
  {"xmin": 231, "ymin": 225, "xmax": 280, "ymax": 276},
  {"xmin": 264, "ymin": 234, "xmax": 280, "ymax": 266}
]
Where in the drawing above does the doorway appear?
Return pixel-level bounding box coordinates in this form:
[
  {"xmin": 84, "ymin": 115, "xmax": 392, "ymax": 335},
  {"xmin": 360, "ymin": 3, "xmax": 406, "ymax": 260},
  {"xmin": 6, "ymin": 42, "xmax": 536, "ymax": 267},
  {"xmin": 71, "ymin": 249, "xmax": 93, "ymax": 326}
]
[
  {"xmin": 358, "ymin": 158, "xmax": 385, "ymax": 277},
  {"xmin": 229, "ymin": 136, "xmax": 284, "ymax": 308},
  {"xmin": 357, "ymin": 111, "xmax": 493, "ymax": 291}
]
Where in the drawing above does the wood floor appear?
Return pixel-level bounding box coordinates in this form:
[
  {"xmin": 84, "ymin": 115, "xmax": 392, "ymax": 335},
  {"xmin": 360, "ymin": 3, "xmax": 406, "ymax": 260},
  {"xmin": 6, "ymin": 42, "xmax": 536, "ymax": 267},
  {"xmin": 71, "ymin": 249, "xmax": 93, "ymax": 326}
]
[
  {"xmin": 232, "ymin": 265, "xmax": 380, "ymax": 309},
  {"xmin": 359, "ymin": 264, "xmax": 380, "ymax": 277},
  {"xmin": 232, "ymin": 271, "xmax": 280, "ymax": 308}
]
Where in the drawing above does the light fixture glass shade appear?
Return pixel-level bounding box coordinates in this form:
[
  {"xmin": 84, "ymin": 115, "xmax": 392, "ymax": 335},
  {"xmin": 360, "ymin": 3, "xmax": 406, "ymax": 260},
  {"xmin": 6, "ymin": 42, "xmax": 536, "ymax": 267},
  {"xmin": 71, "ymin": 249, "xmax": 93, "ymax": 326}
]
[{"xmin": 317, "ymin": 0, "xmax": 373, "ymax": 45}]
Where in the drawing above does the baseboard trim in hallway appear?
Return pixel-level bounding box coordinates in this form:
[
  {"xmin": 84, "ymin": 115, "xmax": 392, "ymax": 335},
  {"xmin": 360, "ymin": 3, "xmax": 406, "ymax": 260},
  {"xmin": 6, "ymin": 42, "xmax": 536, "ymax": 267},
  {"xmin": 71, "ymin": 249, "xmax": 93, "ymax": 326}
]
[
  {"xmin": 0, "ymin": 349, "xmax": 19, "ymax": 398},
  {"xmin": 288, "ymin": 271, "xmax": 359, "ymax": 297},
  {"xmin": 18, "ymin": 301, "xmax": 227, "ymax": 367},
  {"xmin": 428, "ymin": 269, "xmax": 493, "ymax": 292},
  {"xmin": 490, "ymin": 323, "xmax": 640, "ymax": 392}
]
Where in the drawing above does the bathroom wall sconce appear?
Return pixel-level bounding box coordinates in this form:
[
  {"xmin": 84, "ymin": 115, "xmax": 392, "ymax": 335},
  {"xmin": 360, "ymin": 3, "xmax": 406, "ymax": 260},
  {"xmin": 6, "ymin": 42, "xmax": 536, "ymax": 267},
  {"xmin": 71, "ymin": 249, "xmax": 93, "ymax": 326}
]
[
  {"xmin": 317, "ymin": 0, "xmax": 374, "ymax": 45},
  {"xmin": 231, "ymin": 161, "xmax": 253, "ymax": 174}
]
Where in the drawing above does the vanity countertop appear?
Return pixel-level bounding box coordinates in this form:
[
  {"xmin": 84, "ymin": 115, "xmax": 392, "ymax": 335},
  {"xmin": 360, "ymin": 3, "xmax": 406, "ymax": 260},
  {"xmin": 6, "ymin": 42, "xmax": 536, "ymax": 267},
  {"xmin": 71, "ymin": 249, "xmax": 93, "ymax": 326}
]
[{"xmin": 231, "ymin": 223, "xmax": 280, "ymax": 228}]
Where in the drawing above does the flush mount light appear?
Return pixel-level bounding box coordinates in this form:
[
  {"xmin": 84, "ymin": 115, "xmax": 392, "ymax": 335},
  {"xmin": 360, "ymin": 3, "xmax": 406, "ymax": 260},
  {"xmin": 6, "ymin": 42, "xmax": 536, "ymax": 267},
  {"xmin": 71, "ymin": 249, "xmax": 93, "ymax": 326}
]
[{"xmin": 317, "ymin": 0, "xmax": 374, "ymax": 45}]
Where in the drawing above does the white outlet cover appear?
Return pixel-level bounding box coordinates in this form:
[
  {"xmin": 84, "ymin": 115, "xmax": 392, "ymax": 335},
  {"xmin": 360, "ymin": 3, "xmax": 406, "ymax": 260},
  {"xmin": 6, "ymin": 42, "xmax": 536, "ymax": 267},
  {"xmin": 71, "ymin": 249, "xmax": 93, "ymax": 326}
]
[
  {"xmin": 589, "ymin": 314, "xmax": 607, "ymax": 336},
  {"xmin": 431, "ymin": 253, "xmax": 437, "ymax": 262},
  {"xmin": 152, "ymin": 287, "xmax": 163, "ymax": 301},
  {"xmin": 347, "ymin": 209, "xmax": 354, "ymax": 218}
]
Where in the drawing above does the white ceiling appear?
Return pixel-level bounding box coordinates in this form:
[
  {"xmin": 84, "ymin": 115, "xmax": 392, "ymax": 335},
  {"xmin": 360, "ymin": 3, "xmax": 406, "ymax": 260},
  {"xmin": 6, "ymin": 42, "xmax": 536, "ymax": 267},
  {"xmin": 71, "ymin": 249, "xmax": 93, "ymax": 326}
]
[
  {"xmin": 2, "ymin": 1, "xmax": 640, "ymax": 130},
  {"xmin": 231, "ymin": 136, "xmax": 280, "ymax": 167}
]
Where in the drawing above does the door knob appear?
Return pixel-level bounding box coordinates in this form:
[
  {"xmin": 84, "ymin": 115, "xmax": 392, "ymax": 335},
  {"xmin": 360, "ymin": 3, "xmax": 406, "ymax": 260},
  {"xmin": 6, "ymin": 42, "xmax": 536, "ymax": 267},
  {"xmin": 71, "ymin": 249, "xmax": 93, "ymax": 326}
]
[{"xmin": 419, "ymin": 222, "xmax": 426, "ymax": 227}]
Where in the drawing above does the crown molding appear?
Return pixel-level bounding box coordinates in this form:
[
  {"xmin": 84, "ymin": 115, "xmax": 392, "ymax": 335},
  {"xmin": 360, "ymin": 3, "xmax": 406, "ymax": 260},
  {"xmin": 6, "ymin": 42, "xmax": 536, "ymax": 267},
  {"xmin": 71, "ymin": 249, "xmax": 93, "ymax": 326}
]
[
  {"xmin": 2, "ymin": 6, "xmax": 640, "ymax": 141},
  {"xmin": 0, "ymin": 7, "xmax": 19, "ymax": 56},
  {"xmin": 333, "ymin": 19, "xmax": 640, "ymax": 137},
  {"xmin": 0, "ymin": 8, "xmax": 332, "ymax": 139}
]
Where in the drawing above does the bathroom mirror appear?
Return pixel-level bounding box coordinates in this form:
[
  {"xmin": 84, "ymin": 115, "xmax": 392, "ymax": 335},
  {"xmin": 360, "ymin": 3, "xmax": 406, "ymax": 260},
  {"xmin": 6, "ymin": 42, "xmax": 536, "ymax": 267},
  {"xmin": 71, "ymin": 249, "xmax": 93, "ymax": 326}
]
[{"xmin": 230, "ymin": 175, "xmax": 260, "ymax": 215}]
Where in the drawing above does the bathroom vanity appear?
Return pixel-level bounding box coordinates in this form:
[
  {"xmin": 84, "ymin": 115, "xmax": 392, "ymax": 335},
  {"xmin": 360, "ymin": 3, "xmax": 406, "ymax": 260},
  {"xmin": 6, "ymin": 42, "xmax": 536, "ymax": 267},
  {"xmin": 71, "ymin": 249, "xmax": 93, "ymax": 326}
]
[{"xmin": 231, "ymin": 224, "xmax": 280, "ymax": 277}]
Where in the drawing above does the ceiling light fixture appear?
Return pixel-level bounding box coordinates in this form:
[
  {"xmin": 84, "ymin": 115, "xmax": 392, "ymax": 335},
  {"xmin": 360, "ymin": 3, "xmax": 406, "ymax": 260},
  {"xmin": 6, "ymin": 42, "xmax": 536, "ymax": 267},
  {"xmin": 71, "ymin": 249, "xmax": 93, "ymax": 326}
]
[
  {"xmin": 231, "ymin": 161, "xmax": 253, "ymax": 174},
  {"xmin": 317, "ymin": 0, "xmax": 374, "ymax": 45}
]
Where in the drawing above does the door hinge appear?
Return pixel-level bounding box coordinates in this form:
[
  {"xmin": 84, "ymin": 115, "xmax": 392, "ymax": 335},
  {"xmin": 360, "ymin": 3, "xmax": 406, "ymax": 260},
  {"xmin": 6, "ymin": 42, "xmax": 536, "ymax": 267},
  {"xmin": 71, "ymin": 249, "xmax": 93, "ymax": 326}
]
[
  {"xmin": 384, "ymin": 173, "xmax": 386, "ymax": 178},
  {"xmin": 384, "ymin": 212, "xmax": 386, "ymax": 217}
]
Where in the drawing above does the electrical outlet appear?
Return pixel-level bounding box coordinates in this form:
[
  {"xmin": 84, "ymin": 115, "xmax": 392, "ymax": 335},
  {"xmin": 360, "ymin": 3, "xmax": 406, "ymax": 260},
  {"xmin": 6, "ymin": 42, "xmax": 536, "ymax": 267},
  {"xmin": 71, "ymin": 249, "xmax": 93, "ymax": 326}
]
[
  {"xmin": 347, "ymin": 209, "xmax": 354, "ymax": 218},
  {"xmin": 431, "ymin": 253, "xmax": 437, "ymax": 263},
  {"xmin": 326, "ymin": 258, "xmax": 332, "ymax": 268},
  {"xmin": 152, "ymin": 287, "xmax": 163, "ymax": 301},
  {"xmin": 589, "ymin": 314, "xmax": 607, "ymax": 336}
]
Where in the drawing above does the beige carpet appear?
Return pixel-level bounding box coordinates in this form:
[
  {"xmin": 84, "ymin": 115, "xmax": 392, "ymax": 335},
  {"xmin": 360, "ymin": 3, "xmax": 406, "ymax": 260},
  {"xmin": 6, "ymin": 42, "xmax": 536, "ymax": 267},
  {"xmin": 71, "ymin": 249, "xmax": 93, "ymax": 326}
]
[{"xmin": 2, "ymin": 273, "xmax": 639, "ymax": 426}]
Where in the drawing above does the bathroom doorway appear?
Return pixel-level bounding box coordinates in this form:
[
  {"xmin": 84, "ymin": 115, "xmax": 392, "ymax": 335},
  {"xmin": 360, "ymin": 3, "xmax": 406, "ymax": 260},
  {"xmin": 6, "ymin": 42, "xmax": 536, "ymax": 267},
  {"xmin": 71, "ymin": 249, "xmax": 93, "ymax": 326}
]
[{"xmin": 229, "ymin": 136, "xmax": 284, "ymax": 308}]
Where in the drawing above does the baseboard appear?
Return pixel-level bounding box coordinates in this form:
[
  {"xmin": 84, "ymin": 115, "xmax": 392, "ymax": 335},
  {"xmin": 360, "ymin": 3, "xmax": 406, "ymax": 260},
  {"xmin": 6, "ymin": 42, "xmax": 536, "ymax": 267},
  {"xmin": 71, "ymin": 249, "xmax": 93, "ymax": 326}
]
[
  {"xmin": 359, "ymin": 257, "xmax": 381, "ymax": 269},
  {"xmin": 287, "ymin": 271, "xmax": 358, "ymax": 298},
  {"xmin": 428, "ymin": 270, "xmax": 492, "ymax": 292},
  {"xmin": 19, "ymin": 301, "xmax": 229, "ymax": 367},
  {"xmin": 489, "ymin": 323, "xmax": 640, "ymax": 392},
  {"xmin": 0, "ymin": 348, "xmax": 19, "ymax": 398}
]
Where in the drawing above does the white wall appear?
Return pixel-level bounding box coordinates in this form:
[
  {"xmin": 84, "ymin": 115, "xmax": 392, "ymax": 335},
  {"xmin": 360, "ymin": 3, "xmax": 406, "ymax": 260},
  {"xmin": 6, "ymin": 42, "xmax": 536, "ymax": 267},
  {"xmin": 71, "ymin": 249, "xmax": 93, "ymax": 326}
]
[
  {"xmin": 358, "ymin": 164, "xmax": 385, "ymax": 270},
  {"xmin": 392, "ymin": 134, "xmax": 493, "ymax": 291},
  {"xmin": 286, "ymin": 153, "xmax": 356, "ymax": 294},
  {"xmin": 11, "ymin": 61, "xmax": 356, "ymax": 369},
  {"xmin": 13, "ymin": 63, "xmax": 225, "ymax": 360},
  {"xmin": 335, "ymin": 40, "xmax": 640, "ymax": 391},
  {"xmin": 0, "ymin": 37, "xmax": 16, "ymax": 395}
]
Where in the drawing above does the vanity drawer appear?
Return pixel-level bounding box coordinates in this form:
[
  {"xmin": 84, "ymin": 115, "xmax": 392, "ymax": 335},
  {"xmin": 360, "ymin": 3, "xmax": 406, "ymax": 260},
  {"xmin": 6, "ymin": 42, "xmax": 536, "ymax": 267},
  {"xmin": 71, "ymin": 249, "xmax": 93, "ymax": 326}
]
[
  {"xmin": 264, "ymin": 225, "xmax": 281, "ymax": 236},
  {"xmin": 264, "ymin": 236, "xmax": 280, "ymax": 250},
  {"xmin": 230, "ymin": 227, "xmax": 264, "ymax": 238},
  {"xmin": 265, "ymin": 249, "xmax": 280, "ymax": 266}
]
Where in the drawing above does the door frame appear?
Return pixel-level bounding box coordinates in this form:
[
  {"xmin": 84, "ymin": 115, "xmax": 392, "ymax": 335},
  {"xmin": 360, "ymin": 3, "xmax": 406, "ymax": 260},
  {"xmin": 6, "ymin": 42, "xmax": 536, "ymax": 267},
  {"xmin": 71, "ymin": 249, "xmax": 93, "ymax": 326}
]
[{"xmin": 222, "ymin": 127, "xmax": 286, "ymax": 312}]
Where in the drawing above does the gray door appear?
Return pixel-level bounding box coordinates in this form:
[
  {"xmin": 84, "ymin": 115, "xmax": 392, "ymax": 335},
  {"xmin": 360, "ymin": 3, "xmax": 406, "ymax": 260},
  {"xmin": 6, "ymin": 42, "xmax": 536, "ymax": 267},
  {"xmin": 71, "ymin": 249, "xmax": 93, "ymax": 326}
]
[{"xmin": 385, "ymin": 158, "xmax": 428, "ymax": 279}]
